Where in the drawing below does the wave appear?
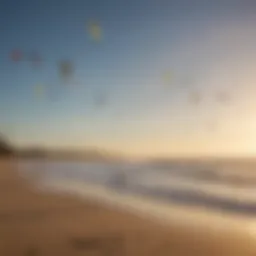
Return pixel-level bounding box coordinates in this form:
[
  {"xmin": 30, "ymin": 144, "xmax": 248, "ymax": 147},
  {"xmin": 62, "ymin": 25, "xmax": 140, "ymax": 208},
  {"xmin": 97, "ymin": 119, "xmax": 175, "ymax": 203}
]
[{"xmin": 17, "ymin": 159, "xmax": 256, "ymax": 217}]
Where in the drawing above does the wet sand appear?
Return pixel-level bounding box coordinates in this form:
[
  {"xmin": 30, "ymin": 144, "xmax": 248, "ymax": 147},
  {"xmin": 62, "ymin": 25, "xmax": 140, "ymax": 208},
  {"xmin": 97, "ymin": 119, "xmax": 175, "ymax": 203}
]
[{"xmin": 0, "ymin": 159, "xmax": 255, "ymax": 256}]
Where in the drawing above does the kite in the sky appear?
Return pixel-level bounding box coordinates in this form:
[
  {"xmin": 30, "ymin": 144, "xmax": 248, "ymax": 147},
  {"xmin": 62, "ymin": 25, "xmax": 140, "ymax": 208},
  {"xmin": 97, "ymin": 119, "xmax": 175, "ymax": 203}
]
[
  {"xmin": 58, "ymin": 60, "xmax": 74, "ymax": 82},
  {"xmin": 94, "ymin": 91, "xmax": 107, "ymax": 108},
  {"xmin": 10, "ymin": 49, "xmax": 23, "ymax": 62},
  {"xmin": 162, "ymin": 71, "xmax": 172, "ymax": 86},
  {"xmin": 188, "ymin": 90, "xmax": 201, "ymax": 105},
  {"xmin": 87, "ymin": 21, "xmax": 102, "ymax": 42},
  {"xmin": 215, "ymin": 91, "xmax": 230, "ymax": 104}
]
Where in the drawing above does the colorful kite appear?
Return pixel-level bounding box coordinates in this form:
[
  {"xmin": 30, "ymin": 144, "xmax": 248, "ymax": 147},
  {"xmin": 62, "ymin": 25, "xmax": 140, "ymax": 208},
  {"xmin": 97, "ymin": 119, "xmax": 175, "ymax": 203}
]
[
  {"xmin": 87, "ymin": 21, "xmax": 102, "ymax": 42},
  {"xmin": 10, "ymin": 49, "xmax": 23, "ymax": 62},
  {"xmin": 94, "ymin": 91, "xmax": 107, "ymax": 108},
  {"xmin": 162, "ymin": 71, "xmax": 172, "ymax": 86},
  {"xmin": 58, "ymin": 60, "xmax": 74, "ymax": 82}
]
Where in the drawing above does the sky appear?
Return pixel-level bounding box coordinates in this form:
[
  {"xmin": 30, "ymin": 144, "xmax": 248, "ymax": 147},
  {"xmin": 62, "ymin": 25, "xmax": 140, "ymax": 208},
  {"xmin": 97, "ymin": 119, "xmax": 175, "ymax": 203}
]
[{"xmin": 1, "ymin": 0, "xmax": 256, "ymax": 158}]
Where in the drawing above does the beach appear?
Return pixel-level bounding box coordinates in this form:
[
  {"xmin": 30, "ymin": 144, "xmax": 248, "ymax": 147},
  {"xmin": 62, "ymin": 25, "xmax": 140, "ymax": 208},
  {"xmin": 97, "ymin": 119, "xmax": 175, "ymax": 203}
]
[{"xmin": 0, "ymin": 159, "xmax": 256, "ymax": 256}]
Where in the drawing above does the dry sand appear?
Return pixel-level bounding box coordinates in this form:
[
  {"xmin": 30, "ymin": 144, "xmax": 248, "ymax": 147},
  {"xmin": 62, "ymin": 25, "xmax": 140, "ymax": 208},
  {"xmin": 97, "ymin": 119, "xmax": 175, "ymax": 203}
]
[{"xmin": 0, "ymin": 159, "xmax": 255, "ymax": 256}]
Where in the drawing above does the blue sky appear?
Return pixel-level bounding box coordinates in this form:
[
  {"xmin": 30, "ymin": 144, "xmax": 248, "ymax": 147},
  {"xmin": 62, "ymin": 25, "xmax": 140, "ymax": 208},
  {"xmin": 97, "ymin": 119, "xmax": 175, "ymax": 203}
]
[{"xmin": 1, "ymin": 0, "xmax": 256, "ymax": 157}]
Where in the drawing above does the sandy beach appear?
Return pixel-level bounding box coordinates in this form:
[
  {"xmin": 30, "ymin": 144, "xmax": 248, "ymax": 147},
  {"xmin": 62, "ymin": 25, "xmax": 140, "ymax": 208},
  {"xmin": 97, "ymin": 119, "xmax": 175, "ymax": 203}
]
[{"xmin": 0, "ymin": 159, "xmax": 256, "ymax": 256}]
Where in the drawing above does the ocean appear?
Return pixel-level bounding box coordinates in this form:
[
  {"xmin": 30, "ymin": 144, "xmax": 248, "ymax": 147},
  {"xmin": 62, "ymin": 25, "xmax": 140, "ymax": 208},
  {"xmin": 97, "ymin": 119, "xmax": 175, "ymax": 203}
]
[{"xmin": 17, "ymin": 159, "xmax": 256, "ymax": 217}]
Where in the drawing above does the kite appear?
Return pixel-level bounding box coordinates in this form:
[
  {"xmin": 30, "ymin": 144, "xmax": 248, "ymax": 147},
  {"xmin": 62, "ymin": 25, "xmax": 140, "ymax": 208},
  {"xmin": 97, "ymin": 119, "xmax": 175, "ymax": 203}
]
[
  {"xmin": 94, "ymin": 91, "xmax": 107, "ymax": 108},
  {"xmin": 162, "ymin": 71, "xmax": 172, "ymax": 86},
  {"xmin": 188, "ymin": 90, "xmax": 201, "ymax": 105},
  {"xmin": 215, "ymin": 91, "xmax": 230, "ymax": 104},
  {"xmin": 58, "ymin": 60, "xmax": 74, "ymax": 82},
  {"xmin": 10, "ymin": 49, "xmax": 23, "ymax": 62},
  {"xmin": 87, "ymin": 21, "xmax": 102, "ymax": 42}
]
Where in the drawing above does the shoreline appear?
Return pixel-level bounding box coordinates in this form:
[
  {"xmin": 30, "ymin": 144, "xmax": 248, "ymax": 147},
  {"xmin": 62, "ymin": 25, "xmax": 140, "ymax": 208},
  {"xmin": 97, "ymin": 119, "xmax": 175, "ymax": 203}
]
[
  {"xmin": 0, "ymin": 160, "xmax": 256, "ymax": 255},
  {"xmin": 39, "ymin": 180, "xmax": 256, "ymax": 233}
]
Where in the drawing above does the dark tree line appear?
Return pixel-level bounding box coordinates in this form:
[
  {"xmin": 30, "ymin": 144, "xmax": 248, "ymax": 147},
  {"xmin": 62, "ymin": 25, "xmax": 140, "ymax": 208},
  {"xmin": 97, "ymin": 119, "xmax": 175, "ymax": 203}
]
[{"xmin": 0, "ymin": 135, "xmax": 14, "ymax": 156}]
